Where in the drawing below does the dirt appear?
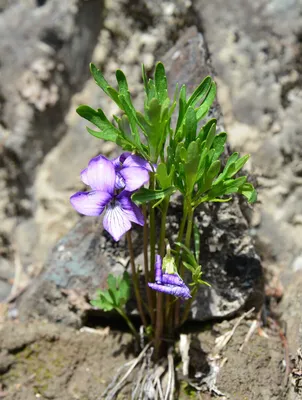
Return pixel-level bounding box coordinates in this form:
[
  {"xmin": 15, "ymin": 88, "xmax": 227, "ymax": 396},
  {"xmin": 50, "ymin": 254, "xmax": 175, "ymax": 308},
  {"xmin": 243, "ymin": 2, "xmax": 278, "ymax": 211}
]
[
  {"xmin": 211, "ymin": 322, "xmax": 284, "ymax": 399},
  {"xmin": 0, "ymin": 316, "xmax": 286, "ymax": 399},
  {"xmin": 0, "ymin": 320, "xmax": 132, "ymax": 400}
]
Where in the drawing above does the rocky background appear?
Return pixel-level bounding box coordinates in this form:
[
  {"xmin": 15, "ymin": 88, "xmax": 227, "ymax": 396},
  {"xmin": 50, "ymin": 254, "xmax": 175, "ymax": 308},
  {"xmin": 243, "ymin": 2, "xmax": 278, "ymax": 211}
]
[{"xmin": 0, "ymin": 0, "xmax": 302, "ymax": 399}]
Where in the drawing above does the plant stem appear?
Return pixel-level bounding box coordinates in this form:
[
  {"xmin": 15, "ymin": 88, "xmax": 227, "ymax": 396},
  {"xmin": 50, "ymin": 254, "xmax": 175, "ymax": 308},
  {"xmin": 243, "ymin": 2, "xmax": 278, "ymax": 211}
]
[
  {"xmin": 116, "ymin": 307, "xmax": 140, "ymax": 341},
  {"xmin": 126, "ymin": 231, "xmax": 147, "ymax": 328},
  {"xmin": 174, "ymin": 199, "xmax": 189, "ymax": 327},
  {"xmin": 143, "ymin": 204, "xmax": 155, "ymax": 326},
  {"xmin": 149, "ymin": 174, "xmax": 156, "ymax": 279},
  {"xmin": 178, "ymin": 204, "xmax": 194, "ymax": 326},
  {"xmin": 180, "ymin": 286, "xmax": 197, "ymax": 325},
  {"xmin": 154, "ymin": 198, "xmax": 169, "ymax": 359},
  {"xmin": 149, "ymin": 173, "xmax": 157, "ymax": 329},
  {"xmin": 184, "ymin": 204, "xmax": 194, "ymax": 248}
]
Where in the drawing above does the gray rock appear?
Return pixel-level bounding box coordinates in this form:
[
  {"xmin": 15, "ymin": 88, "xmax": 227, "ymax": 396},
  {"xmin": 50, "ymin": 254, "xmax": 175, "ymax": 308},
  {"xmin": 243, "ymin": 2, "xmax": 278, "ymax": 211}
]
[
  {"xmin": 194, "ymin": 0, "xmax": 302, "ymax": 266},
  {"xmin": 19, "ymin": 27, "xmax": 263, "ymax": 326},
  {"xmin": 0, "ymin": 0, "xmax": 103, "ymax": 209},
  {"xmin": 0, "ymin": 257, "xmax": 14, "ymax": 301}
]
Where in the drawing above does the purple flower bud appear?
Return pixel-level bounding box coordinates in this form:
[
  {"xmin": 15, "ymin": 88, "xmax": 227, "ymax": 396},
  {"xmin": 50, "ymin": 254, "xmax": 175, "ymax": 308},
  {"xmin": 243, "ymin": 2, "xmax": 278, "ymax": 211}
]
[
  {"xmin": 155, "ymin": 254, "xmax": 162, "ymax": 284},
  {"xmin": 148, "ymin": 255, "xmax": 191, "ymax": 300},
  {"xmin": 162, "ymin": 273, "xmax": 184, "ymax": 287},
  {"xmin": 148, "ymin": 283, "xmax": 191, "ymax": 299}
]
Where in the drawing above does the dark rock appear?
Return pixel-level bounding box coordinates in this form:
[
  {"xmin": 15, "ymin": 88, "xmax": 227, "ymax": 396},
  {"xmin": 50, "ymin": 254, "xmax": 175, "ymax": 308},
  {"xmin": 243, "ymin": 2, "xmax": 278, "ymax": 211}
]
[{"xmin": 19, "ymin": 27, "xmax": 263, "ymax": 326}]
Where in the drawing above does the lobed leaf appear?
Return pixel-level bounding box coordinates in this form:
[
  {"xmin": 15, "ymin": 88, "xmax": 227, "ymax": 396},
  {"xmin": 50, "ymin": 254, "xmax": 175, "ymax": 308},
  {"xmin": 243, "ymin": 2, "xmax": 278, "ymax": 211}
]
[
  {"xmin": 154, "ymin": 62, "xmax": 168, "ymax": 105},
  {"xmin": 131, "ymin": 187, "xmax": 175, "ymax": 205}
]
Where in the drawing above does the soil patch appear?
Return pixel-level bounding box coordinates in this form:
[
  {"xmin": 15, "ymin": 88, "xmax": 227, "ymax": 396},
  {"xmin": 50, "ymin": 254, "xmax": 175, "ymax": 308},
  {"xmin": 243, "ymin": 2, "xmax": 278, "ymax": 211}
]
[
  {"xmin": 0, "ymin": 321, "xmax": 132, "ymax": 400},
  {"xmin": 0, "ymin": 317, "xmax": 285, "ymax": 399}
]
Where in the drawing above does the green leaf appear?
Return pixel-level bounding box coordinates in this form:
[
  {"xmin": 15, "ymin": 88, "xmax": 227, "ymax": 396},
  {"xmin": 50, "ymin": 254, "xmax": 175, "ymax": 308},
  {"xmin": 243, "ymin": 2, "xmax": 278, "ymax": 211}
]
[
  {"xmin": 90, "ymin": 63, "xmax": 111, "ymax": 96},
  {"xmin": 116, "ymin": 69, "xmax": 132, "ymax": 106},
  {"xmin": 184, "ymin": 140, "xmax": 200, "ymax": 193},
  {"xmin": 213, "ymin": 152, "xmax": 239, "ymax": 186},
  {"xmin": 197, "ymin": 118, "xmax": 216, "ymax": 142},
  {"xmin": 90, "ymin": 297, "xmax": 114, "ymax": 312},
  {"xmin": 186, "ymin": 76, "xmax": 212, "ymax": 109},
  {"xmin": 175, "ymin": 84, "xmax": 187, "ymax": 132},
  {"xmin": 90, "ymin": 288, "xmax": 115, "ymax": 312},
  {"xmin": 131, "ymin": 187, "xmax": 176, "ymax": 204},
  {"xmin": 196, "ymin": 82, "xmax": 217, "ymax": 121},
  {"xmin": 77, "ymin": 105, "xmax": 120, "ymax": 142},
  {"xmin": 136, "ymin": 112, "xmax": 151, "ymax": 136},
  {"xmin": 238, "ymin": 183, "xmax": 257, "ymax": 203},
  {"xmin": 107, "ymin": 87, "xmax": 122, "ymax": 107},
  {"xmin": 107, "ymin": 274, "xmax": 117, "ymax": 291},
  {"xmin": 198, "ymin": 159, "xmax": 221, "ymax": 193},
  {"xmin": 212, "ymin": 132, "xmax": 227, "ymax": 161},
  {"xmin": 117, "ymin": 114, "xmax": 132, "ymax": 137},
  {"xmin": 154, "ymin": 62, "xmax": 168, "ymax": 104},
  {"xmin": 119, "ymin": 272, "xmax": 131, "ymax": 302},
  {"xmin": 229, "ymin": 154, "xmax": 250, "ymax": 177},
  {"xmin": 184, "ymin": 106, "xmax": 197, "ymax": 145},
  {"xmin": 118, "ymin": 95, "xmax": 138, "ymax": 135},
  {"xmin": 222, "ymin": 176, "xmax": 247, "ymax": 194},
  {"xmin": 174, "ymin": 242, "xmax": 198, "ymax": 268},
  {"xmin": 182, "ymin": 261, "xmax": 195, "ymax": 273},
  {"xmin": 147, "ymin": 98, "xmax": 161, "ymax": 125},
  {"xmin": 205, "ymin": 121, "xmax": 217, "ymax": 150},
  {"xmin": 156, "ymin": 163, "xmax": 175, "ymax": 189}
]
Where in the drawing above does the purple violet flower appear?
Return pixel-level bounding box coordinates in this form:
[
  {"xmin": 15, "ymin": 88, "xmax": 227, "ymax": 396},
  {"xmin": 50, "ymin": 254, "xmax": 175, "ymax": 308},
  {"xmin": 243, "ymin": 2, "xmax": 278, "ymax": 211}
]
[
  {"xmin": 70, "ymin": 154, "xmax": 150, "ymax": 241},
  {"xmin": 112, "ymin": 152, "xmax": 154, "ymax": 190},
  {"xmin": 148, "ymin": 255, "xmax": 191, "ymax": 300}
]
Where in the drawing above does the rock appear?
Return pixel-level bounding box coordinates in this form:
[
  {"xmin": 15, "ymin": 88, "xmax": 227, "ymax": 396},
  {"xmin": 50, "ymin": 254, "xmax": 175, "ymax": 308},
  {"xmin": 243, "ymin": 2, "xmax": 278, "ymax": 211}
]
[
  {"xmin": 194, "ymin": 0, "xmax": 302, "ymax": 267},
  {"xmin": 0, "ymin": 0, "xmax": 103, "ymax": 268},
  {"xmin": 0, "ymin": 257, "xmax": 14, "ymax": 301},
  {"xmin": 19, "ymin": 27, "xmax": 263, "ymax": 326},
  {"xmin": 0, "ymin": 0, "xmax": 103, "ymax": 190}
]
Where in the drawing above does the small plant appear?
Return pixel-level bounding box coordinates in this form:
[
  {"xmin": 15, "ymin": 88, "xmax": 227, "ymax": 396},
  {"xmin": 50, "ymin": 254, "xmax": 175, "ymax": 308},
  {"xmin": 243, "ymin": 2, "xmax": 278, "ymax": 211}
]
[{"xmin": 70, "ymin": 62, "xmax": 256, "ymax": 359}]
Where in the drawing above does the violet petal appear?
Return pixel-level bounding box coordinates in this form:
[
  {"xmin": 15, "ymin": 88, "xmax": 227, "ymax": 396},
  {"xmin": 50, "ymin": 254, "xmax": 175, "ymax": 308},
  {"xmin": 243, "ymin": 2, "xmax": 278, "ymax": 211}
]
[
  {"xmin": 112, "ymin": 152, "xmax": 131, "ymax": 168},
  {"xmin": 70, "ymin": 190, "xmax": 112, "ymax": 216},
  {"xmin": 81, "ymin": 155, "xmax": 116, "ymax": 194},
  {"xmin": 80, "ymin": 167, "xmax": 89, "ymax": 185},
  {"xmin": 117, "ymin": 192, "xmax": 144, "ymax": 226},
  {"xmin": 115, "ymin": 172, "xmax": 125, "ymax": 190},
  {"xmin": 155, "ymin": 254, "xmax": 162, "ymax": 284},
  {"xmin": 162, "ymin": 273, "xmax": 184, "ymax": 287},
  {"xmin": 122, "ymin": 154, "xmax": 153, "ymax": 171},
  {"xmin": 119, "ymin": 167, "xmax": 150, "ymax": 192},
  {"xmin": 103, "ymin": 202, "xmax": 132, "ymax": 241},
  {"xmin": 148, "ymin": 283, "xmax": 191, "ymax": 299}
]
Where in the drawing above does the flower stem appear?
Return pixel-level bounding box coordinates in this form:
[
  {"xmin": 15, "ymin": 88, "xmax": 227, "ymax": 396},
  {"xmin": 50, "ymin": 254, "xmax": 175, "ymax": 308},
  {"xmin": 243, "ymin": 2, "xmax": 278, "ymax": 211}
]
[
  {"xmin": 126, "ymin": 231, "xmax": 147, "ymax": 328},
  {"xmin": 154, "ymin": 198, "xmax": 169, "ymax": 359},
  {"xmin": 180, "ymin": 286, "xmax": 197, "ymax": 325},
  {"xmin": 143, "ymin": 204, "xmax": 155, "ymax": 326},
  {"xmin": 149, "ymin": 173, "xmax": 157, "ymax": 329},
  {"xmin": 149, "ymin": 174, "xmax": 156, "ymax": 279},
  {"xmin": 116, "ymin": 307, "xmax": 140, "ymax": 341},
  {"xmin": 174, "ymin": 199, "xmax": 190, "ymax": 327},
  {"xmin": 176, "ymin": 204, "xmax": 194, "ymax": 327}
]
